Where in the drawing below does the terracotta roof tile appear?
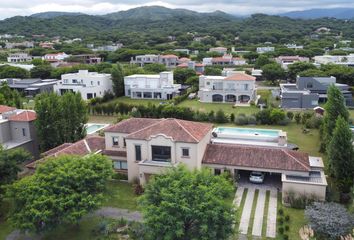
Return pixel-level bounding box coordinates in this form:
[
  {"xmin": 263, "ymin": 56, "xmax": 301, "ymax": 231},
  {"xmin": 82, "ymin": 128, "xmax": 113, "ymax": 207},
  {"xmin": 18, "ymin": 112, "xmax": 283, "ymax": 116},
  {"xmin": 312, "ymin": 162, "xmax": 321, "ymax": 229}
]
[
  {"xmin": 8, "ymin": 111, "xmax": 36, "ymax": 122},
  {"xmin": 126, "ymin": 118, "xmax": 213, "ymax": 143},
  {"xmin": 160, "ymin": 54, "xmax": 178, "ymax": 59},
  {"xmin": 104, "ymin": 118, "xmax": 162, "ymax": 133},
  {"xmin": 0, "ymin": 105, "xmax": 16, "ymax": 114},
  {"xmin": 224, "ymin": 73, "xmax": 256, "ymax": 81},
  {"xmin": 42, "ymin": 143, "xmax": 73, "ymax": 157},
  {"xmin": 202, "ymin": 144, "xmax": 311, "ymax": 172},
  {"xmin": 102, "ymin": 149, "xmax": 127, "ymax": 157}
]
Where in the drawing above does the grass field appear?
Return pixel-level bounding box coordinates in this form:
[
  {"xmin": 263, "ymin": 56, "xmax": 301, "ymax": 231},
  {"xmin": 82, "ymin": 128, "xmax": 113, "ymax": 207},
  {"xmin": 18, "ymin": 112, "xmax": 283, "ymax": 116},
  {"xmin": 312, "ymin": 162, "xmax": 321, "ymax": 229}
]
[
  {"xmin": 178, "ymin": 99, "xmax": 260, "ymax": 115},
  {"xmin": 102, "ymin": 181, "xmax": 139, "ymax": 211},
  {"xmin": 106, "ymin": 96, "xmax": 164, "ymax": 106}
]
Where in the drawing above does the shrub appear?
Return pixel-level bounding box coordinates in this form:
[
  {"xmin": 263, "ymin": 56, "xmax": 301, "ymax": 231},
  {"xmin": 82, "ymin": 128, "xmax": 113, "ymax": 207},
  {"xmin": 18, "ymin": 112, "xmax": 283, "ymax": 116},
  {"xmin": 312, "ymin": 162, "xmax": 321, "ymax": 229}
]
[
  {"xmin": 294, "ymin": 112, "xmax": 301, "ymax": 124},
  {"xmin": 301, "ymin": 111, "xmax": 313, "ymax": 125},
  {"xmin": 305, "ymin": 202, "xmax": 354, "ymax": 240},
  {"xmin": 230, "ymin": 113, "xmax": 235, "ymax": 122},
  {"xmin": 270, "ymin": 108, "xmax": 286, "ymax": 124},
  {"xmin": 278, "ymin": 208, "xmax": 284, "ymax": 215},
  {"xmin": 235, "ymin": 115, "xmax": 248, "ymax": 125},
  {"xmin": 305, "ymin": 115, "xmax": 323, "ymax": 129},
  {"xmin": 278, "ymin": 117, "xmax": 290, "ymax": 126},
  {"xmin": 283, "ymin": 234, "xmax": 289, "ymax": 240},
  {"xmin": 112, "ymin": 172, "xmax": 128, "ymax": 181},
  {"xmin": 278, "ymin": 217, "xmax": 284, "ymax": 225},
  {"xmin": 278, "ymin": 227, "xmax": 284, "ymax": 234},
  {"xmin": 284, "ymin": 215, "xmax": 290, "ymax": 222},
  {"xmin": 284, "ymin": 225, "xmax": 289, "ymax": 231},
  {"xmin": 283, "ymin": 191, "xmax": 318, "ymax": 209},
  {"xmin": 215, "ymin": 109, "xmax": 228, "ymax": 123},
  {"xmin": 286, "ymin": 111, "xmax": 294, "ymax": 121},
  {"xmin": 255, "ymin": 109, "xmax": 272, "ymax": 124},
  {"xmin": 247, "ymin": 115, "xmax": 257, "ymax": 125}
]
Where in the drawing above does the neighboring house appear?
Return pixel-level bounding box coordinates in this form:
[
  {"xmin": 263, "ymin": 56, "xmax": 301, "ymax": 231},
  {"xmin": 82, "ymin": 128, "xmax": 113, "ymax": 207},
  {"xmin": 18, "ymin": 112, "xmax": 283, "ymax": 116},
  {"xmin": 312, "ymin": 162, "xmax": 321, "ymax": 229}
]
[
  {"xmin": 251, "ymin": 69, "xmax": 263, "ymax": 80},
  {"xmin": 174, "ymin": 49, "xmax": 190, "ymax": 55},
  {"xmin": 130, "ymin": 54, "xmax": 159, "ymax": 66},
  {"xmin": 5, "ymin": 41, "xmax": 34, "ymax": 49},
  {"xmin": 209, "ymin": 47, "xmax": 228, "ymax": 55},
  {"xmin": 7, "ymin": 53, "xmax": 32, "ymax": 63},
  {"xmin": 314, "ymin": 54, "xmax": 354, "ymax": 67},
  {"xmin": 27, "ymin": 117, "xmax": 327, "ymax": 201},
  {"xmin": 256, "ymin": 47, "xmax": 275, "ymax": 54},
  {"xmin": 69, "ymin": 54, "xmax": 102, "ymax": 64},
  {"xmin": 206, "ymin": 54, "xmax": 246, "ymax": 66},
  {"xmin": 39, "ymin": 42, "xmax": 54, "ymax": 49},
  {"xmin": 159, "ymin": 55, "xmax": 179, "ymax": 68},
  {"xmin": 54, "ymin": 70, "xmax": 113, "ymax": 100},
  {"xmin": 285, "ymin": 44, "xmax": 304, "ymax": 49},
  {"xmin": 198, "ymin": 73, "xmax": 256, "ymax": 103},
  {"xmin": 0, "ymin": 105, "xmax": 39, "ymax": 158},
  {"xmin": 275, "ymin": 56, "xmax": 310, "ymax": 69},
  {"xmin": 2, "ymin": 78, "xmax": 59, "ymax": 97},
  {"xmin": 177, "ymin": 60, "xmax": 205, "ymax": 74},
  {"xmin": 93, "ymin": 43, "xmax": 123, "ymax": 52},
  {"xmin": 280, "ymin": 76, "xmax": 353, "ymax": 109},
  {"xmin": 124, "ymin": 72, "xmax": 181, "ymax": 100},
  {"xmin": 42, "ymin": 52, "xmax": 70, "ymax": 63}
]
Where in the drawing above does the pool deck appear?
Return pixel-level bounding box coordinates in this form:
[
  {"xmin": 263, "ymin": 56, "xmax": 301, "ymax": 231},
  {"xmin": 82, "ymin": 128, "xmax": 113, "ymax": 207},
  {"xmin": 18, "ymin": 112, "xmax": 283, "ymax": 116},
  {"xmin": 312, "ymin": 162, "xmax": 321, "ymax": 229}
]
[{"xmin": 86, "ymin": 123, "xmax": 110, "ymax": 135}]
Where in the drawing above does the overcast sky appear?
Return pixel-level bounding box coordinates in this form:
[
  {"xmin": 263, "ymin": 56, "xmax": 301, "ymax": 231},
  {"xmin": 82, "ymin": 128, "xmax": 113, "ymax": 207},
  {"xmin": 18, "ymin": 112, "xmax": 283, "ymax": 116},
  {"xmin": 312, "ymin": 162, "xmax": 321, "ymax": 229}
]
[{"xmin": 1, "ymin": 0, "xmax": 354, "ymax": 20}]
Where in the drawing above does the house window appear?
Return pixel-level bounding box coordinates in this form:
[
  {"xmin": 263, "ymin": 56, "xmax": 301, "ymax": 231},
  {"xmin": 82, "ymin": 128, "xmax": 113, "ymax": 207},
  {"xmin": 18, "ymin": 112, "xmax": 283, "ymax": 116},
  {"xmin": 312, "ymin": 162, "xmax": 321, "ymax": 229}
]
[
  {"xmin": 123, "ymin": 138, "xmax": 126, "ymax": 147},
  {"xmin": 151, "ymin": 146, "xmax": 171, "ymax": 162},
  {"xmin": 22, "ymin": 128, "xmax": 26, "ymax": 137},
  {"xmin": 206, "ymin": 82, "xmax": 210, "ymax": 85},
  {"xmin": 112, "ymin": 137, "xmax": 119, "ymax": 146},
  {"xmin": 98, "ymin": 81, "xmax": 100, "ymax": 86},
  {"xmin": 135, "ymin": 145, "xmax": 141, "ymax": 161},
  {"xmin": 64, "ymin": 79, "xmax": 68, "ymax": 84},
  {"xmin": 214, "ymin": 169, "xmax": 221, "ymax": 175},
  {"xmin": 311, "ymin": 100, "xmax": 318, "ymax": 106},
  {"xmin": 91, "ymin": 81, "xmax": 93, "ymax": 85},
  {"xmin": 306, "ymin": 82, "xmax": 313, "ymax": 88},
  {"xmin": 182, "ymin": 148, "xmax": 189, "ymax": 157},
  {"xmin": 244, "ymin": 84, "xmax": 249, "ymax": 90},
  {"xmin": 113, "ymin": 161, "xmax": 128, "ymax": 170},
  {"xmin": 72, "ymin": 79, "xmax": 78, "ymax": 84}
]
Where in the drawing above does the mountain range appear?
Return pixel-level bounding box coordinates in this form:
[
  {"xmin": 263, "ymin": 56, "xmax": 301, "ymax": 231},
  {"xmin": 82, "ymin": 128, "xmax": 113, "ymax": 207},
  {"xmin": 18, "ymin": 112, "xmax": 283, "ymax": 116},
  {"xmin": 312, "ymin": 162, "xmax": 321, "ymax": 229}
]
[{"xmin": 279, "ymin": 8, "xmax": 354, "ymax": 20}]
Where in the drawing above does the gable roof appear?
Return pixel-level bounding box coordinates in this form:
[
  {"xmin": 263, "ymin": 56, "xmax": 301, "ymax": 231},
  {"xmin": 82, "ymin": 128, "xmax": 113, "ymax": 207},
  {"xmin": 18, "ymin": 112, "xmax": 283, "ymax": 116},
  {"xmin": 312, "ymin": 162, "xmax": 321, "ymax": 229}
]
[
  {"xmin": 104, "ymin": 118, "xmax": 162, "ymax": 134},
  {"xmin": 8, "ymin": 110, "xmax": 36, "ymax": 122},
  {"xmin": 126, "ymin": 118, "xmax": 213, "ymax": 143},
  {"xmin": 26, "ymin": 136, "xmax": 105, "ymax": 169},
  {"xmin": 0, "ymin": 105, "xmax": 16, "ymax": 114},
  {"xmin": 224, "ymin": 73, "xmax": 256, "ymax": 81},
  {"xmin": 202, "ymin": 144, "xmax": 311, "ymax": 172}
]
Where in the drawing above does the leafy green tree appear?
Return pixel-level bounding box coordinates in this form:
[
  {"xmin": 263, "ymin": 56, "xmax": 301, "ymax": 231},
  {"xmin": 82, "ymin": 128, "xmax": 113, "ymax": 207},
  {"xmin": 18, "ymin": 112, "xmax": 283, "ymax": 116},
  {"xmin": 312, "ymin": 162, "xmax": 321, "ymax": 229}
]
[
  {"xmin": 0, "ymin": 82, "xmax": 23, "ymax": 108},
  {"xmin": 30, "ymin": 64, "xmax": 53, "ymax": 79},
  {"xmin": 111, "ymin": 63, "xmax": 124, "ymax": 97},
  {"xmin": 185, "ymin": 76, "xmax": 199, "ymax": 89},
  {"xmin": 327, "ymin": 117, "xmax": 354, "ymax": 194},
  {"xmin": 35, "ymin": 92, "xmax": 88, "ymax": 151},
  {"xmin": 243, "ymin": 52, "xmax": 259, "ymax": 63},
  {"xmin": 139, "ymin": 165, "xmax": 235, "ymax": 240},
  {"xmin": 298, "ymin": 69, "xmax": 327, "ymax": 77},
  {"xmin": 204, "ymin": 66, "xmax": 222, "ymax": 76},
  {"xmin": 143, "ymin": 63, "xmax": 167, "ymax": 73},
  {"xmin": 0, "ymin": 65, "xmax": 30, "ymax": 79},
  {"xmin": 255, "ymin": 55, "xmax": 273, "ymax": 68},
  {"xmin": 6, "ymin": 154, "xmax": 112, "ymax": 233},
  {"xmin": 0, "ymin": 147, "xmax": 32, "ymax": 186},
  {"xmin": 173, "ymin": 68, "xmax": 197, "ymax": 84},
  {"xmin": 287, "ymin": 62, "xmax": 317, "ymax": 80},
  {"xmin": 215, "ymin": 109, "xmax": 228, "ymax": 123},
  {"xmin": 322, "ymin": 85, "xmax": 349, "ymax": 150},
  {"xmin": 261, "ymin": 63, "xmax": 286, "ymax": 84}
]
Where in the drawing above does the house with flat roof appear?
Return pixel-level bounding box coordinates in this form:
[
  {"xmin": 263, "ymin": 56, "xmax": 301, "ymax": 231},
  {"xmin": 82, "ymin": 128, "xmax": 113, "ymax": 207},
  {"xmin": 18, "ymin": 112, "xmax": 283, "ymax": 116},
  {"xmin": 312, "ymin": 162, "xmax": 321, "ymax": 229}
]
[
  {"xmin": 314, "ymin": 54, "xmax": 354, "ymax": 67},
  {"xmin": 280, "ymin": 76, "xmax": 353, "ymax": 109},
  {"xmin": 42, "ymin": 52, "xmax": 69, "ymax": 63},
  {"xmin": 26, "ymin": 117, "xmax": 327, "ymax": 202},
  {"xmin": 54, "ymin": 70, "xmax": 113, "ymax": 100},
  {"xmin": 124, "ymin": 72, "xmax": 181, "ymax": 100},
  {"xmin": 3, "ymin": 78, "xmax": 59, "ymax": 97},
  {"xmin": 257, "ymin": 47, "xmax": 275, "ymax": 54},
  {"xmin": 198, "ymin": 73, "xmax": 257, "ymax": 104},
  {"xmin": 7, "ymin": 53, "xmax": 32, "ymax": 63},
  {"xmin": 275, "ymin": 56, "xmax": 310, "ymax": 69},
  {"xmin": 204, "ymin": 54, "xmax": 246, "ymax": 66},
  {"xmin": 0, "ymin": 105, "xmax": 39, "ymax": 158},
  {"xmin": 209, "ymin": 47, "xmax": 228, "ymax": 55}
]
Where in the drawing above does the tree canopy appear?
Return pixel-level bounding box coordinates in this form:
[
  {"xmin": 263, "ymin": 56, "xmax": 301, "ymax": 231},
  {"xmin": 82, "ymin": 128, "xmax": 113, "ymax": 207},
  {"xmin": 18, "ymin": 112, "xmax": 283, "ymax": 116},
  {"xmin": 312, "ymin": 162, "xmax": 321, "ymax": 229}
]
[
  {"xmin": 139, "ymin": 165, "xmax": 235, "ymax": 240},
  {"xmin": 6, "ymin": 154, "xmax": 112, "ymax": 233}
]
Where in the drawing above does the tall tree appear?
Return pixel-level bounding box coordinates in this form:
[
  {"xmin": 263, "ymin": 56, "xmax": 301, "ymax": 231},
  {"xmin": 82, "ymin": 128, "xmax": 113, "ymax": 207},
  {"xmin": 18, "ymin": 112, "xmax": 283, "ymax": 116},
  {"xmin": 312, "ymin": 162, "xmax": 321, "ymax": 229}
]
[
  {"xmin": 261, "ymin": 63, "xmax": 286, "ymax": 84},
  {"xmin": 6, "ymin": 154, "xmax": 112, "ymax": 233},
  {"xmin": 35, "ymin": 92, "xmax": 88, "ymax": 151},
  {"xmin": 139, "ymin": 165, "xmax": 235, "ymax": 240},
  {"xmin": 30, "ymin": 64, "xmax": 53, "ymax": 79},
  {"xmin": 287, "ymin": 62, "xmax": 317, "ymax": 80},
  {"xmin": 322, "ymin": 85, "xmax": 349, "ymax": 150},
  {"xmin": 327, "ymin": 117, "xmax": 354, "ymax": 194},
  {"xmin": 111, "ymin": 63, "xmax": 125, "ymax": 97}
]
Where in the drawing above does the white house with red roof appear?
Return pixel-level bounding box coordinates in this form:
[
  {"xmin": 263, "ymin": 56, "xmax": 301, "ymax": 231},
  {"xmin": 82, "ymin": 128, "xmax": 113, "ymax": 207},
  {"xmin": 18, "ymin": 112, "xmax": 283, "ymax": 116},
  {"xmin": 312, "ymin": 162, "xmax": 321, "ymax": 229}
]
[
  {"xmin": 0, "ymin": 105, "xmax": 39, "ymax": 158},
  {"xmin": 198, "ymin": 73, "xmax": 257, "ymax": 104},
  {"xmin": 42, "ymin": 52, "xmax": 69, "ymax": 63}
]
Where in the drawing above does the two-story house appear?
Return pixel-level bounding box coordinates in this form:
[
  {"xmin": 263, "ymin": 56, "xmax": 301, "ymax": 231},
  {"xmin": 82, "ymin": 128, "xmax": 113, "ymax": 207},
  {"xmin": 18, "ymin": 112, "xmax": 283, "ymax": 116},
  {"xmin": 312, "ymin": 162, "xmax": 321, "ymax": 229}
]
[
  {"xmin": 0, "ymin": 105, "xmax": 39, "ymax": 158},
  {"xmin": 54, "ymin": 70, "xmax": 113, "ymax": 100},
  {"xmin": 42, "ymin": 52, "xmax": 69, "ymax": 63},
  {"xmin": 209, "ymin": 47, "xmax": 228, "ymax": 55},
  {"xmin": 124, "ymin": 72, "xmax": 181, "ymax": 100},
  {"xmin": 27, "ymin": 117, "xmax": 328, "ymax": 202},
  {"xmin": 7, "ymin": 53, "xmax": 32, "ymax": 63},
  {"xmin": 130, "ymin": 55, "xmax": 160, "ymax": 66},
  {"xmin": 159, "ymin": 55, "xmax": 179, "ymax": 68},
  {"xmin": 280, "ymin": 76, "xmax": 353, "ymax": 109},
  {"xmin": 198, "ymin": 73, "xmax": 256, "ymax": 103},
  {"xmin": 275, "ymin": 56, "xmax": 310, "ymax": 69}
]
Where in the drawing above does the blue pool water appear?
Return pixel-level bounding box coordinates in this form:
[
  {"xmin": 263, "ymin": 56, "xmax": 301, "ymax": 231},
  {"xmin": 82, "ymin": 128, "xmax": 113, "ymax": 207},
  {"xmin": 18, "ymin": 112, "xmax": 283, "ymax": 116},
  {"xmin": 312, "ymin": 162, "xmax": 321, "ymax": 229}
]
[
  {"xmin": 86, "ymin": 124, "xmax": 107, "ymax": 134},
  {"xmin": 216, "ymin": 127, "xmax": 280, "ymax": 137}
]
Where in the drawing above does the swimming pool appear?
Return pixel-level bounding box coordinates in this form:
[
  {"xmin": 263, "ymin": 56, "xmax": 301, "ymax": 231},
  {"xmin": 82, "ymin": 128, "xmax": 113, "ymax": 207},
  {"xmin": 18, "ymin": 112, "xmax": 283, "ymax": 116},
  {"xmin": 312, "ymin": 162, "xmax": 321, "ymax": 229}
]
[
  {"xmin": 86, "ymin": 123, "xmax": 109, "ymax": 135},
  {"xmin": 215, "ymin": 127, "xmax": 280, "ymax": 137}
]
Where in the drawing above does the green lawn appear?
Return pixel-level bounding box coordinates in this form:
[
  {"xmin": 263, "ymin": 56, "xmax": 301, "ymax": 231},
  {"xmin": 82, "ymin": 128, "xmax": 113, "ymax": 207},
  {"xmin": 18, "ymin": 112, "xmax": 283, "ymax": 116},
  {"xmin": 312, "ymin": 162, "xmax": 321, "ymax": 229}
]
[
  {"xmin": 0, "ymin": 200, "xmax": 13, "ymax": 240},
  {"xmin": 102, "ymin": 181, "xmax": 139, "ymax": 211},
  {"xmin": 88, "ymin": 115, "xmax": 119, "ymax": 124},
  {"xmin": 106, "ymin": 96, "xmax": 164, "ymax": 106},
  {"xmin": 178, "ymin": 99, "xmax": 260, "ymax": 115}
]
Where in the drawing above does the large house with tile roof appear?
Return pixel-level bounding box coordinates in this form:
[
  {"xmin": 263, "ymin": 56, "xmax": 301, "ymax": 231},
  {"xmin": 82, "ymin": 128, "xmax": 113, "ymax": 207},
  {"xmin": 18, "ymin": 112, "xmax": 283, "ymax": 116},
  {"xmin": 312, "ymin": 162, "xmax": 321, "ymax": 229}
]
[
  {"xmin": 26, "ymin": 117, "xmax": 327, "ymax": 201},
  {"xmin": 198, "ymin": 73, "xmax": 257, "ymax": 103},
  {"xmin": 0, "ymin": 105, "xmax": 39, "ymax": 158}
]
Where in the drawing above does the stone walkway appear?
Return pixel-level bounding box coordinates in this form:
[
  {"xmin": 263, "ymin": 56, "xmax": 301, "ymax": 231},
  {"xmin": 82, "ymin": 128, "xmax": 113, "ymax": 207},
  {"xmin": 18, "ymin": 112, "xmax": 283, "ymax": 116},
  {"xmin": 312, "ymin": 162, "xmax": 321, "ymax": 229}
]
[
  {"xmin": 239, "ymin": 188, "xmax": 255, "ymax": 234},
  {"xmin": 266, "ymin": 190, "xmax": 278, "ymax": 238},
  {"xmin": 233, "ymin": 186, "xmax": 244, "ymax": 207},
  {"xmin": 252, "ymin": 189, "xmax": 266, "ymax": 237}
]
